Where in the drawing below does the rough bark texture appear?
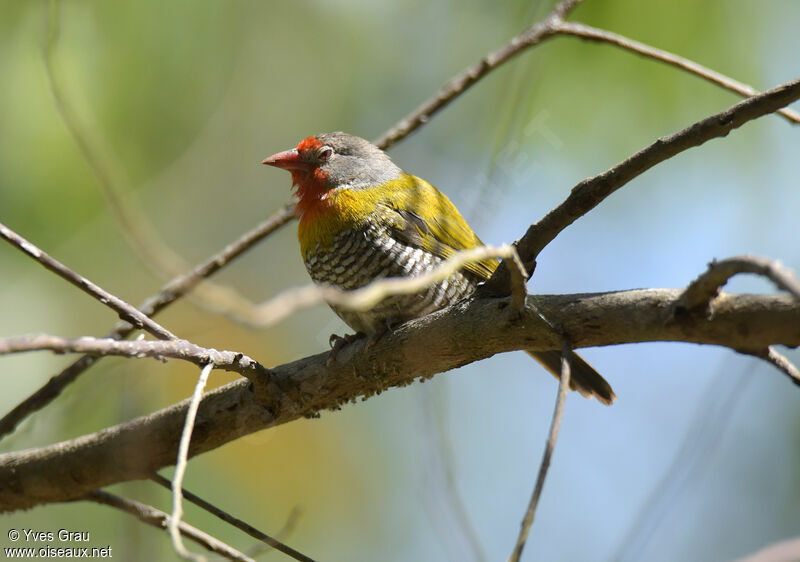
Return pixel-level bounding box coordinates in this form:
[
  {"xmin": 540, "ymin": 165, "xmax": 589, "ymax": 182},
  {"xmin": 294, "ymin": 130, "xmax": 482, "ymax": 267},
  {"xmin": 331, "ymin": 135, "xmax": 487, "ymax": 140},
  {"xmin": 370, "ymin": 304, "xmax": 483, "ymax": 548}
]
[{"xmin": 1, "ymin": 289, "xmax": 798, "ymax": 512}]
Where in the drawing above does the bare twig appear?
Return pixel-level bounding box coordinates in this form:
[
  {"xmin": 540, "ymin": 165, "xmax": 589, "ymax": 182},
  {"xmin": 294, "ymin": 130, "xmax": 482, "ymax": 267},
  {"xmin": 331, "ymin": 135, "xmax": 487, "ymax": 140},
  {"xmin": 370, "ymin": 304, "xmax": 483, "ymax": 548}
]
[
  {"xmin": 86, "ymin": 490, "xmax": 254, "ymax": 562},
  {"xmin": 504, "ymin": 251, "xmax": 529, "ymax": 311},
  {"xmin": 169, "ymin": 363, "xmax": 214, "ymax": 562},
  {"xmin": 484, "ymin": 76, "xmax": 800, "ymax": 294},
  {"xmin": 0, "ymin": 335, "xmax": 268, "ymax": 380},
  {"xmin": 373, "ymin": 0, "xmax": 583, "ymax": 149},
  {"xmin": 553, "ymin": 21, "xmax": 800, "ymax": 125},
  {"xmin": 233, "ymin": 244, "xmax": 524, "ymax": 329},
  {"xmin": 748, "ymin": 347, "xmax": 800, "ymax": 387},
  {"xmin": 2, "ymin": 289, "xmax": 799, "ymax": 511},
  {"xmin": 151, "ymin": 474, "xmax": 315, "ymax": 562},
  {"xmin": 248, "ymin": 508, "xmax": 303, "ymax": 558},
  {"xmin": 552, "ymin": 0, "xmax": 584, "ymax": 19},
  {"xmin": 676, "ymin": 255, "xmax": 800, "ymax": 313},
  {"xmin": 375, "ymin": 0, "xmax": 800, "ymax": 150},
  {"xmin": 508, "ymin": 339, "xmax": 572, "ymax": 562},
  {"xmin": 0, "ymin": 222, "xmax": 176, "ymax": 341},
  {"xmin": 0, "ymin": 204, "xmax": 294, "ymax": 441}
]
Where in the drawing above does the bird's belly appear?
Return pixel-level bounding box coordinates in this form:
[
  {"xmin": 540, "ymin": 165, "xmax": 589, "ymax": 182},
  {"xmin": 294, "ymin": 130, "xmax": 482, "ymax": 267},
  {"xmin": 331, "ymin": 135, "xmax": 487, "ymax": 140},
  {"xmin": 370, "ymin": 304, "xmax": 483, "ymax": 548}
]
[{"xmin": 303, "ymin": 226, "xmax": 476, "ymax": 333}]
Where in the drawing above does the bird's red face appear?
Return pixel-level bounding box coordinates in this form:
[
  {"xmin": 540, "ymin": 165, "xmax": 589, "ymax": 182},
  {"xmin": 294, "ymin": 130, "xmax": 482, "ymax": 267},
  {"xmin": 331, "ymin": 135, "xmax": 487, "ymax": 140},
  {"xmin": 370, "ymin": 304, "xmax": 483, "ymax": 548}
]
[{"xmin": 262, "ymin": 136, "xmax": 334, "ymax": 218}]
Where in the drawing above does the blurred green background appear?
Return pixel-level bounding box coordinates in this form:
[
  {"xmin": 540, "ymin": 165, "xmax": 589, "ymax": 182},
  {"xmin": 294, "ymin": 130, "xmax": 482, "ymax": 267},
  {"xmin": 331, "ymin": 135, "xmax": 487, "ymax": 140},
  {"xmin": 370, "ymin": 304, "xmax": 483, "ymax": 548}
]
[{"xmin": 1, "ymin": 0, "xmax": 799, "ymax": 560}]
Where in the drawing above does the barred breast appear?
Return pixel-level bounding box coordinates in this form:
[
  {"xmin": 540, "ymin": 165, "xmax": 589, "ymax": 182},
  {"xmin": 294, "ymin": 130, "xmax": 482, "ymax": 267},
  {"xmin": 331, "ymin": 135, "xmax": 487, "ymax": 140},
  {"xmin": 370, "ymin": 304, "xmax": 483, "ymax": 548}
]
[{"xmin": 303, "ymin": 223, "xmax": 477, "ymax": 334}]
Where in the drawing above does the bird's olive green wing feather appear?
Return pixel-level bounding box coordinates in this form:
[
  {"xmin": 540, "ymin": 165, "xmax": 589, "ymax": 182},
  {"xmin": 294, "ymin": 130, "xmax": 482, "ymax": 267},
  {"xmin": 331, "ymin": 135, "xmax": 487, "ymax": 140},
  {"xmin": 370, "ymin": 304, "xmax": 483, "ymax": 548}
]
[{"xmin": 379, "ymin": 174, "xmax": 499, "ymax": 281}]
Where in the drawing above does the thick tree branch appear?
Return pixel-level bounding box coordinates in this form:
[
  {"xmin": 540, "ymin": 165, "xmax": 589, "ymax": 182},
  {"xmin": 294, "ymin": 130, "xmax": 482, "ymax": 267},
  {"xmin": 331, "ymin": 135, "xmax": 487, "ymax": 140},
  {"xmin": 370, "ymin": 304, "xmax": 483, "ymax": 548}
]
[
  {"xmin": 1, "ymin": 289, "xmax": 798, "ymax": 512},
  {"xmin": 484, "ymin": 77, "xmax": 800, "ymax": 293}
]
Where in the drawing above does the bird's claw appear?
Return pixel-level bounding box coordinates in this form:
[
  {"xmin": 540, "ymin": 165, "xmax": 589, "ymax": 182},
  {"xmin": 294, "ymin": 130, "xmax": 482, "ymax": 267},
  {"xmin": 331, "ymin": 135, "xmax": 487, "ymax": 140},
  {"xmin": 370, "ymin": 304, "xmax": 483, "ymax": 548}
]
[{"xmin": 327, "ymin": 332, "xmax": 365, "ymax": 365}]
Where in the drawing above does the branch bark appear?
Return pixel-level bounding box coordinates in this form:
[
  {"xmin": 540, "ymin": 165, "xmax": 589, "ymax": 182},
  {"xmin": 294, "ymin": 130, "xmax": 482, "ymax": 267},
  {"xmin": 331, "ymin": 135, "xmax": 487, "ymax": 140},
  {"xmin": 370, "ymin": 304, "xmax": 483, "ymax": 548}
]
[{"xmin": 1, "ymin": 289, "xmax": 798, "ymax": 512}]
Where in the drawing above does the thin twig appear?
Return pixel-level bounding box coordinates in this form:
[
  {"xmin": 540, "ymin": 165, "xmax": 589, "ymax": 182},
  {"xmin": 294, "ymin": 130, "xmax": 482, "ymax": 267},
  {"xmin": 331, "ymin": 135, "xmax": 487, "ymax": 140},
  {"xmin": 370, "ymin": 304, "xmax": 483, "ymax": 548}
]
[
  {"xmin": 676, "ymin": 255, "xmax": 800, "ymax": 313},
  {"xmin": 169, "ymin": 363, "xmax": 213, "ymax": 562},
  {"xmin": 503, "ymin": 251, "xmax": 529, "ymax": 311},
  {"xmin": 554, "ymin": 21, "xmax": 800, "ymax": 125},
  {"xmin": 0, "ymin": 204, "xmax": 294, "ymax": 441},
  {"xmin": 0, "ymin": 222, "xmax": 176, "ymax": 341},
  {"xmin": 248, "ymin": 507, "xmax": 303, "ymax": 558},
  {"xmin": 484, "ymin": 76, "xmax": 800, "ymax": 294},
  {"xmin": 508, "ymin": 339, "xmax": 572, "ymax": 562},
  {"xmin": 0, "ymin": 335, "xmax": 268, "ymax": 380},
  {"xmin": 373, "ymin": 0, "xmax": 584, "ymax": 149},
  {"xmin": 552, "ymin": 0, "xmax": 584, "ymax": 19},
  {"xmin": 86, "ymin": 490, "xmax": 254, "ymax": 562},
  {"xmin": 749, "ymin": 347, "xmax": 800, "ymax": 387},
  {"xmin": 230, "ymin": 244, "xmax": 523, "ymax": 328},
  {"xmin": 151, "ymin": 474, "xmax": 316, "ymax": 562}
]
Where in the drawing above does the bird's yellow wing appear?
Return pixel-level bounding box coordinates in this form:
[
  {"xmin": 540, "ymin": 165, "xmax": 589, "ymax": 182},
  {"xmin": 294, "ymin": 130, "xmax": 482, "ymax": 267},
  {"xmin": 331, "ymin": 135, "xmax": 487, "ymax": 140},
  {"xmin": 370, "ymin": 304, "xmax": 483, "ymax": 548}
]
[{"xmin": 379, "ymin": 174, "xmax": 499, "ymax": 281}]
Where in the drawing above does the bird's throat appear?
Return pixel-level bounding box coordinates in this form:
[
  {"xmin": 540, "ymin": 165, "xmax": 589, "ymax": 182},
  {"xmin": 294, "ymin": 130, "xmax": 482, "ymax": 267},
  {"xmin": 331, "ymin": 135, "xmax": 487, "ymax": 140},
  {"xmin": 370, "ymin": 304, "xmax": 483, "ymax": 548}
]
[{"xmin": 294, "ymin": 168, "xmax": 333, "ymax": 221}]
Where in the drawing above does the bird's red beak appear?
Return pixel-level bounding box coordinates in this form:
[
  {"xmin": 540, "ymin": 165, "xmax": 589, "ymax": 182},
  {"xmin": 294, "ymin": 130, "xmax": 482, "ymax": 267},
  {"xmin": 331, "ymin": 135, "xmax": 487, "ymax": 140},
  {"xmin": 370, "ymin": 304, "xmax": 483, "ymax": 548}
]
[{"xmin": 262, "ymin": 148, "xmax": 310, "ymax": 172}]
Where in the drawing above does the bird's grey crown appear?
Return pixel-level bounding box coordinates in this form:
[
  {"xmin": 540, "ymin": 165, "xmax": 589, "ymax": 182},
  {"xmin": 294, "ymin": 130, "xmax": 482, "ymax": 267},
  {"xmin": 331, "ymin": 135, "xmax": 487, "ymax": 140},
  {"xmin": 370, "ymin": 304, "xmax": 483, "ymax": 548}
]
[{"xmin": 316, "ymin": 132, "xmax": 403, "ymax": 191}]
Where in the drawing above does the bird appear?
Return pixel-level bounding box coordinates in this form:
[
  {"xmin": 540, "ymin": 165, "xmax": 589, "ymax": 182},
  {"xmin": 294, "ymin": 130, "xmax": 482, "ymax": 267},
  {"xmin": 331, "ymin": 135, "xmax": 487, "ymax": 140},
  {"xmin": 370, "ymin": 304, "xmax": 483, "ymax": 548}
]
[{"xmin": 262, "ymin": 132, "xmax": 615, "ymax": 405}]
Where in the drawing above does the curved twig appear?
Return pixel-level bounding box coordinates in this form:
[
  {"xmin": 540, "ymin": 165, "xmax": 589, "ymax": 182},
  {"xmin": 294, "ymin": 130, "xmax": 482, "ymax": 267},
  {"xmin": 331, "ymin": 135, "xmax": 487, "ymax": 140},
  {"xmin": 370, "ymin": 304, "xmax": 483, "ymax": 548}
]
[
  {"xmin": 0, "ymin": 204, "xmax": 294, "ymax": 441},
  {"xmin": 87, "ymin": 490, "xmax": 253, "ymax": 562},
  {"xmin": 508, "ymin": 340, "xmax": 572, "ymax": 562},
  {"xmin": 554, "ymin": 21, "xmax": 800, "ymax": 125}
]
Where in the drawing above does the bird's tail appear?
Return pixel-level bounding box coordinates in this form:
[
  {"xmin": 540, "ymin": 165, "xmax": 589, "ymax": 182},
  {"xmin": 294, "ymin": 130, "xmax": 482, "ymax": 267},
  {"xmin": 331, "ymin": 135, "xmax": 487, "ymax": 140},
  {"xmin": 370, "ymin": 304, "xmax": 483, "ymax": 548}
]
[{"xmin": 526, "ymin": 350, "xmax": 616, "ymax": 406}]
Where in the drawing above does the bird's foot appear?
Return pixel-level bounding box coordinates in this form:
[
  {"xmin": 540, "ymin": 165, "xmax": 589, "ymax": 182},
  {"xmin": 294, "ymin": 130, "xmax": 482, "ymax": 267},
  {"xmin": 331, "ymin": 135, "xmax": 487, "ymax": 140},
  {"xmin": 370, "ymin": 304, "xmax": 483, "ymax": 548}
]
[
  {"xmin": 327, "ymin": 332, "xmax": 365, "ymax": 365},
  {"xmin": 365, "ymin": 319, "xmax": 401, "ymax": 349}
]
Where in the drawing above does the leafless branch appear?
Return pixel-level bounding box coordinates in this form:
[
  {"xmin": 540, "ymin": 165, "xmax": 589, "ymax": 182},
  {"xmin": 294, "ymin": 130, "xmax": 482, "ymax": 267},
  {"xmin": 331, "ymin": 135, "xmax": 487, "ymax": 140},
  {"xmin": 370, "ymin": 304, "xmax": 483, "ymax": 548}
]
[
  {"xmin": 748, "ymin": 347, "xmax": 800, "ymax": 387},
  {"xmin": 0, "ymin": 335, "xmax": 268, "ymax": 380},
  {"xmin": 484, "ymin": 76, "xmax": 800, "ymax": 294},
  {"xmin": 676, "ymin": 255, "xmax": 800, "ymax": 314},
  {"xmin": 552, "ymin": 0, "xmax": 584, "ymax": 19},
  {"xmin": 553, "ymin": 21, "xmax": 800, "ymax": 125},
  {"xmin": 86, "ymin": 490, "xmax": 254, "ymax": 562},
  {"xmin": 150, "ymin": 474, "xmax": 315, "ymax": 562},
  {"xmin": 373, "ymin": 0, "xmax": 581, "ymax": 149},
  {"xmin": 508, "ymin": 340, "xmax": 572, "ymax": 562},
  {"xmin": 169, "ymin": 363, "xmax": 213, "ymax": 561},
  {"xmin": 247, "ymin": 508, "xmax": 303, "ymax": 558},
  {"xmin": 0, "ymin": 204, "xmax": 294, "ymax": 441},
  {"xmin": 375, "ymin": 0, "xmax": 798, "ymax": 150},
  {"xmin": 0, "ymin": 222, "xmax": 176, "ymax": 341},
  {"xmin": 3, "ymin": 288, "xmax": 797, "ymax": 512},
  {"xmin": 230, "ymin": 244, "xmax": 523, "ymax": 329},
  {"xmin": 504, "ymin": 251, "xmax": 529, "ymax": 311}
]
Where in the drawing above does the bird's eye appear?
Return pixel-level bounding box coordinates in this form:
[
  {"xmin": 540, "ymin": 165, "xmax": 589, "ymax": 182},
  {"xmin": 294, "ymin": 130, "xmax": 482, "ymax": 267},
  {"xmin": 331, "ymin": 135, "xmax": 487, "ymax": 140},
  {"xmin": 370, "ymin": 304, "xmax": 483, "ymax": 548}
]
[{"xmin": 317, "ymin": 146, "xmax": 333, "ymax": 161}]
